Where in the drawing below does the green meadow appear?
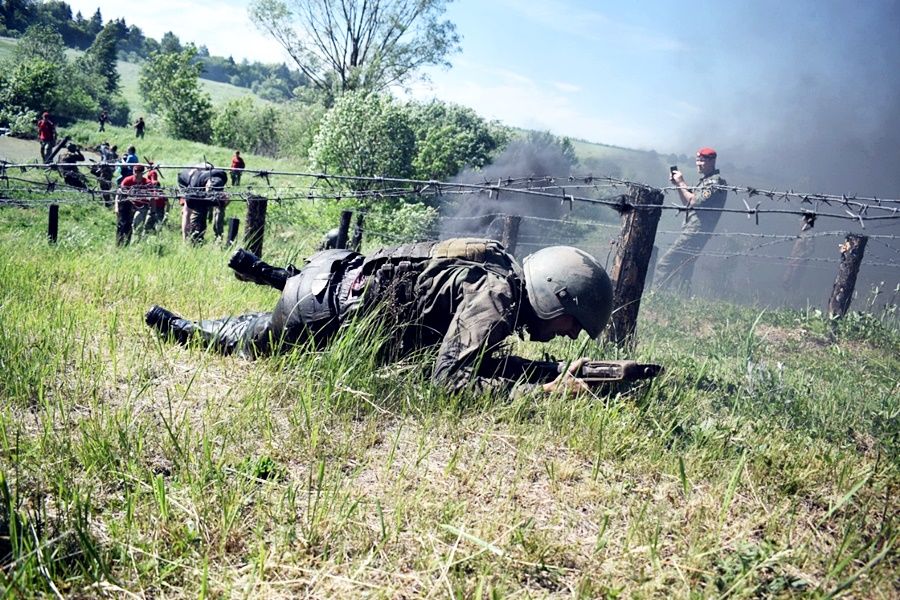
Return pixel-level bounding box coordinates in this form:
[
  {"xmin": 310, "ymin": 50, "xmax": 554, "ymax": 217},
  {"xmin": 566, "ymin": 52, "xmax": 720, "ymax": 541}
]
[{"xmin": 0, "ymin": 163, "xmax": 896, "ymax": 597}]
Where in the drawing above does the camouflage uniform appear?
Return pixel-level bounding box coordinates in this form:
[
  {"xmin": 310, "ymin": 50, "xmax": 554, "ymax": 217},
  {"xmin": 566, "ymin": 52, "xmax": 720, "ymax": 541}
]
[
  {"xmin": 162, "ymin": 239, "xmax": 550, "ymax": 393},
  {"xmin": 655, "ymin": 169, "xmax": 727, "ymax": 290}
]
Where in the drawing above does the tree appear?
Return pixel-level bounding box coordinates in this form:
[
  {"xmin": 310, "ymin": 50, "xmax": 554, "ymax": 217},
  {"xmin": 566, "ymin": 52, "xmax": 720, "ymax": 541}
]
[
  {"xmin": 308, "ymin": 91, "xmax": 416, "ymax": 183},
  {"xmin": 139, "ymin": 46, "xmax": 213, "ymax": 142},
  {"xmin": 81, "ymin": 21, "xmax": 120, "ymax": 94},
  {"xmin": 13, "ymin": 24, "xmax": 67, "ymax": 66},
  {"xmin": 1, "ymin": 0, "xmax": 38, "ymax": 35},
  {"xmin": 159, "ymin": 31, "xmax": 181, "ymax": 54},
  {"xmin": 87, "ymin": 8, "xmax": 103, "ymax": 38},
  {"xmin": 407, "ymin": 101, "xmax": 509, "ymax": 180},
  {"xmin": 249, "ymin": 0, "xmax": 460, "ymax": 96}
]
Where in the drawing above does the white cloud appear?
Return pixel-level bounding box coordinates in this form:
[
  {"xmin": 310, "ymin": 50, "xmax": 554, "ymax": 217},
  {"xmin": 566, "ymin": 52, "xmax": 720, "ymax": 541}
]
[
  {"xmin": 66, "ymin": 0, "xmax": 287, "ymax": 63},
  {"xmin": 551, "ymin": 81, "xmax": 581, "ymax": 94},
  {"xmin": 498, "ymin": 0, "xmax": 685, "ymax": 53},
  {"xmin": 407, "ymin": 66, "xmax": 659, "ymax": 149}
]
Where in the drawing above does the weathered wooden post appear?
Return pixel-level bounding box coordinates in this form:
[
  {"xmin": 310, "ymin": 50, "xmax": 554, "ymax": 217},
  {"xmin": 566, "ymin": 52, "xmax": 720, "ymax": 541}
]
[
  {"xmin": 605, "ymin": 186, "xmax": 664, "ymax": 348},
  {"xmin": 244, "ymin": 195, "xmax": 267, "ymax": 257},
  {"xmin": 350, "ymin": 212, "xmax": 365, "ymax": 252},
  {"xmin": 116, "ymin": 201, "xmax": 133, "ymax": 246},
  {"xmin": 335, "ymin": 210, "xmax": 352, "ymax": 249},
  {"xmin": 47, "ymin": 203, "xmax": 58, "ymax": 244},
  {"xmin": 828, "ymin": 234, "xmax": 868, "ymax": 320},
  {"xmin": 226, "ymin": 217, "xmax": 240, "ymax": 246},
  {"xmin": 500, "ymin": 214, "xmax": 522, "ymax": 255}
]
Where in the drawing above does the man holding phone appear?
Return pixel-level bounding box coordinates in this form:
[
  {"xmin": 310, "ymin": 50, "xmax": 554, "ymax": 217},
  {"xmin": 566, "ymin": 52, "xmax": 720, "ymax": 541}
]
[{"xmin": 654, "ymin": 147, "xmax": 727, "ymax": 291}]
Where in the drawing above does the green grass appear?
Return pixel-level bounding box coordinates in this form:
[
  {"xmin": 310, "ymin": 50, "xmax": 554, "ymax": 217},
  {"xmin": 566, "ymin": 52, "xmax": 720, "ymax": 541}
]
[
  {"xmin": 116, "ymin": 59, "xmax": 266, "ymax": 117},
  {"xmin": 0, "ymin": 192, "xmax": 896, "ymax": 598}
]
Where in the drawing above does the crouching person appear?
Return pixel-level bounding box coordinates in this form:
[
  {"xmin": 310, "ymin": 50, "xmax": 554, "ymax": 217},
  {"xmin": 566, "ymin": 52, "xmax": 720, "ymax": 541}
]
[{"xmin": 146, "ymin": 239, "xmax": 614, "ymax": 395}]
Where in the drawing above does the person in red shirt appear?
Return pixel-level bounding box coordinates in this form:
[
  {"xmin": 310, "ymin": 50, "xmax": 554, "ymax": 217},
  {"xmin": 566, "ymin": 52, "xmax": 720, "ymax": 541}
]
[
  {"xmin": 145, "ymin": 164, "xmax": 168, "ymax": 232},
  {"xmin": 37, "ymin": 112, "xmax": 56, "ymax": 161},
  {"xmin": 230, "ymin": 150, "xmax": 245, "ymax": 186},
  {"xmin": 116, "ymin": 165, "xmax": 154, "ymax": 240}
]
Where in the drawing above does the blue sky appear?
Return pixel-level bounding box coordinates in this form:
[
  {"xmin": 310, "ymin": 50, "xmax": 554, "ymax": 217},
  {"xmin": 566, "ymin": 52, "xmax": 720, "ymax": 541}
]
[{"xmin": 67, "ymin": 0, "xmax": 900, "ymax": 193}]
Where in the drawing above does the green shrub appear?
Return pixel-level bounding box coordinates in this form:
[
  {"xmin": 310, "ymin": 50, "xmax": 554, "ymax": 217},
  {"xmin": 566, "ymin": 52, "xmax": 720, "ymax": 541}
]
[
  {"xmin": 211, "ymin": 97, "xmax": 279, "ymax": 156},
  {"xmin": 309, "ymin": 91, "xmax": 416, "ymax": 184}
]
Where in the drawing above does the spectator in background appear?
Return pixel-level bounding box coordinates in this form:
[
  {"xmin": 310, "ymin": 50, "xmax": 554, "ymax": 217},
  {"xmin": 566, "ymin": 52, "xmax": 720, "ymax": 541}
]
[
  {"xmin": 37, "ymin": 112, "xmax": 56, "ymax": 161},
  {"xmin": 92, "ymin": 142, "xmax": 117, "ymax": 208},
  {"xmin": 654, "ymin": 147, "xmax": 728, "ymax": 292},
  {"xmin": 230, "ymin": 150, "xmax": 245, "ymax": 186},
  {"xmin": 177, "ymin": 164, "xmax": 228, "ymax": 243},
  {"xmin": 145, "ymin": 163, "xmax": 168, "ymax": 232},
  {"xmin": 134, "ymin": 117, "xmax": 146, "ymax": 139},
  {"xmin": 98, "ymin": 110, "xmax": 109, "ymax": 132},
  {"xmin": 116, "ymin": 165, "xmax": 152, "ymax": 242},
  {"xmin": 118, "ymin": 146, "xmax": 139, "ymax": 185}
]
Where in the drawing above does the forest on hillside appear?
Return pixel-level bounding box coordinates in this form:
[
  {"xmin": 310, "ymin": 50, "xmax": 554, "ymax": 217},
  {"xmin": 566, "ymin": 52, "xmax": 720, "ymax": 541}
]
[{"xmin": 0, "ymin": 0, "xmax": 307, "ymax": 100}]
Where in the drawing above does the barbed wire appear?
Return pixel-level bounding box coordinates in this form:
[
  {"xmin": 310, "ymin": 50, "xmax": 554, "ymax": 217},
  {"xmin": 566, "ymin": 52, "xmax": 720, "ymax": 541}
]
[
  {"xmin": 4, "ymin": 160, "xmax": 900, "ymax": 207},
  {"xmin": 4, "ymin": 183, "xmax": 899, "ymax": 226}
]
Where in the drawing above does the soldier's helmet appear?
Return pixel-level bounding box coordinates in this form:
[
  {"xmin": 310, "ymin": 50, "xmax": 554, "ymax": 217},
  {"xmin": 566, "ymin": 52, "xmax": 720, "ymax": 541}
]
[
  {"xmin": 66, "ymin": 143, "xmax": 78, "ymax": 152},
  {"xmin": 522, "ymin": 246, "xmax": 613, "ymax": 339}
]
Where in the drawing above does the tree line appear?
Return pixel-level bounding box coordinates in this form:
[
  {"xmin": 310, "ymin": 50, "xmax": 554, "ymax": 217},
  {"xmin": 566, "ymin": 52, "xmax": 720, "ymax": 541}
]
[{"xmin": 0, "ymin": 0, "xmax": 309, "ymax": 99}]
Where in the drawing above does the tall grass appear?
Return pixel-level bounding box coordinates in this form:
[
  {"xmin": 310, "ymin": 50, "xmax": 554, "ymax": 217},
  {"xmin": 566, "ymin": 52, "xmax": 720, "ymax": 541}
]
[{"xmin": 0, "ymin": 201, "xmax": 897, "ymax": 597}]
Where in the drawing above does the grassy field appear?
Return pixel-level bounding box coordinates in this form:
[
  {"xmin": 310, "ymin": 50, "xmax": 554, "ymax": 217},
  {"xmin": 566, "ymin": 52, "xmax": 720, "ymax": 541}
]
[
  {"xmin": 0, "ymin": 177, "xmax": 897, "ymax": 598},
  {"xmin": 2, "ymin": 35, "xmax": 898, "ymax": 600}
]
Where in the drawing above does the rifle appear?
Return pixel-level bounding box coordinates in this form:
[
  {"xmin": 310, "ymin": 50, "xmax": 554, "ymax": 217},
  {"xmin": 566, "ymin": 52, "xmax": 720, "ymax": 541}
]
[{"xmin": 528, "ymin": 359, "xmax": 662, "ymax": 385}]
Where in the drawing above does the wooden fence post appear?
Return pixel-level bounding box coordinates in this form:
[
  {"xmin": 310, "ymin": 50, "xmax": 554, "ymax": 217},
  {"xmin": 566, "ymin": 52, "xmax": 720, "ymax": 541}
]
[
  {"xmin": 350, "ymin": 212, "xmax": 364, "ymax": 252},
  {"xmin": 244, "ymin": 195, "xmax": 267, "ymax": 257},
  {"xmin": 828, "ymin": 234, "xmax": 868, "ymax": 320},
  {"xmin": 500, "ymin": 214, "xmax": 521, "ymax": 255},
  {"xmin": 605, "ymin": 186, "xmax": 664, "ymax": 348},
  {"xmin": 48, "ymin": 203, "xmax": 58, "ymax": 244},
  {"xmin": 116, "ymin": 201, "xmax": 133, "ymax": 246},
  {"xmin": 226, "ymin": 217, "xmax": 240, "ymax": 246},
  {"xmin": 335, "ymin": 210, "xmax": 352, "ymax": 249}
]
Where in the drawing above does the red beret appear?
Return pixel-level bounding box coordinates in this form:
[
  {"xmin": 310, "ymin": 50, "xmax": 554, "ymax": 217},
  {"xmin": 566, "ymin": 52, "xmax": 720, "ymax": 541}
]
[{"xmin": 697, "ymin": 147, "xmax": 717, "ymax": 158}]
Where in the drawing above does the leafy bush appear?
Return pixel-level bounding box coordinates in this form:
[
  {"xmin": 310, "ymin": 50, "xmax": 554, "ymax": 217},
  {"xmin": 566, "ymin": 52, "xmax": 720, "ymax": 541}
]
[
  {"xmin": 211, "ymin": 97, "xmax": 280, "ymax": 156},
  {"xmin": 275, "ymin": 100, "xmax": 327, "ymax": 162},
  {"xmin": 105, "ymin": 95, "xmax": 130, "ymax": 127},
  {"xmin": 408, "ymin": 100, "xmax": 509, "ymax": 180},
  {"xmin": 363, "ymin": 199, "xmax": 439, "ymax": 243},
  {"xmin": 309, "ymin": 91, "xmax": 417, "ymax": 184},
  {"xmin": 0, "ymin": 107, "xmax": 38, "ymax": 137}
]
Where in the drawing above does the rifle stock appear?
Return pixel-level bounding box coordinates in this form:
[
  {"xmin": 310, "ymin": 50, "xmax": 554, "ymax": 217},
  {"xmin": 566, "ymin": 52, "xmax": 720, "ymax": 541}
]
[{"xmin": 529, "ymin": 360, "xmax": 662, "ymax": 385}]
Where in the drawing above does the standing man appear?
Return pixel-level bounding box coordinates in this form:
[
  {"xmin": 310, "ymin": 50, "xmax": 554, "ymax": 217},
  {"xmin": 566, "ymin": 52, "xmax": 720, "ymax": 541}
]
[
  {"xmin": 134, "ymin": 117, "xmax": 146, "ymax": 139},
  {"xmin": 115, "ymin": 165, "xmax": 152, "ymax": 243},
  {"xmin": 118, "ymin": 145, "xmax": 139, "ymax": 185},
  {"xmin": 37, "ymin": 112, "xmax": 56, "ymax": 161},
  {"xmin": 98, "ymin": 110, "xmax": 109, "ymax": 132},
  {"xmin": 654, "ymin": 147, "xmax": 727, "ymax": 292},
  {"xmin": 230, "ymin": 150, "xmax": 245, "ymax": 186}
]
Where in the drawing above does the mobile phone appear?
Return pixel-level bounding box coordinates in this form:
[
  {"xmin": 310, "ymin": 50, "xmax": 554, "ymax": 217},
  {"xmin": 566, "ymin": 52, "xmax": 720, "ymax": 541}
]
[{"xmin": 669, "ymin": 165, "xmax": 678, "ymax": 173}]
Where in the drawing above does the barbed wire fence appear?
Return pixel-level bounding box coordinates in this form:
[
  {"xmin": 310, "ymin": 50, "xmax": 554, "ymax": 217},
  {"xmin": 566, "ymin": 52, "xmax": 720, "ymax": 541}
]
[{"xmin": 2, "ymin": 160, "xmax": 898, "ymax": 342}]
